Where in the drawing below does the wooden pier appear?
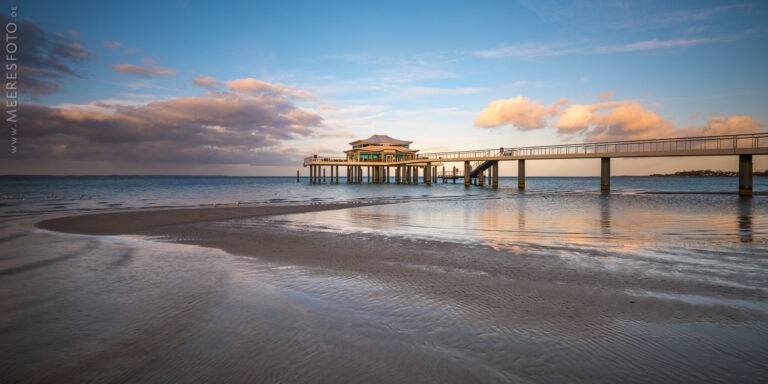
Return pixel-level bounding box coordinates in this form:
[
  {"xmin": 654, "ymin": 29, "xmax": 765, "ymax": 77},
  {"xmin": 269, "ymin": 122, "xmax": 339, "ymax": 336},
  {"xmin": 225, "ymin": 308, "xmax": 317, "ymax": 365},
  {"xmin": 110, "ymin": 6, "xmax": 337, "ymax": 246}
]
[{"xmin": 304, "ymin": 133, "xmax": 768, "ymax": 195}]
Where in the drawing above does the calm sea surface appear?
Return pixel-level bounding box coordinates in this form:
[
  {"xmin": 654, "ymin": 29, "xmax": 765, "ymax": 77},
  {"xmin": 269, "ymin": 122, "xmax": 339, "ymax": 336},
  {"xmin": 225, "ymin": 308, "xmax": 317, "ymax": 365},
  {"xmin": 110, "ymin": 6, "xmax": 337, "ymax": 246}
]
[{"xmin": 1, "ymin": 175, "xmax": 767, "ymax": 214}]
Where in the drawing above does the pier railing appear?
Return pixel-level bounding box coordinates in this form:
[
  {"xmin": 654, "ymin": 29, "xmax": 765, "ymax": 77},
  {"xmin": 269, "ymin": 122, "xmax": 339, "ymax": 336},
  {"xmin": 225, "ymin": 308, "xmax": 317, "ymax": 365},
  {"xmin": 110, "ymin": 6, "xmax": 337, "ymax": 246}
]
[
  {"xmin": 417, "ymin": 133, "xmax": 768, "ymax": 161},
  {"xmin": 437, "ymin": 171, "xmax": 463, "ymax": 178},
  {"xmin": 303, "ymin": 155, "xmax": 420, "ymax": 165}
]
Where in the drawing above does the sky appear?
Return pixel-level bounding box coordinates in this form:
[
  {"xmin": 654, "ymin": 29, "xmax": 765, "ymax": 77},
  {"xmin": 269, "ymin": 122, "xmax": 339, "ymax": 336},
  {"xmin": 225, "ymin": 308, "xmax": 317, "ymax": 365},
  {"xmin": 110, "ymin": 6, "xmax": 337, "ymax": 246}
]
[{"xmin": 1, "ymin": 0, "xmax": 767, "ymax": 176}]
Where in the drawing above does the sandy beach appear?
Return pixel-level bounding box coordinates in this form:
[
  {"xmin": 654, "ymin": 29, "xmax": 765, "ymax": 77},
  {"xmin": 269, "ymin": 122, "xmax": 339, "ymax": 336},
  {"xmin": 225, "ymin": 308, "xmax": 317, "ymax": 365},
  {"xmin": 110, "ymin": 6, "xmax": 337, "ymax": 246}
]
[{"xmin": 0, "ymin": 202, "xmax": 761, "ymax": 382}]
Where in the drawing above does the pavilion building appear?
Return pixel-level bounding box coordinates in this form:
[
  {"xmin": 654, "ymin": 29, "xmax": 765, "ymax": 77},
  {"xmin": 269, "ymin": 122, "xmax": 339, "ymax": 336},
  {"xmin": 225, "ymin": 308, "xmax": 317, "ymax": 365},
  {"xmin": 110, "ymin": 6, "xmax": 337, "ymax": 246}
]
[{"xmin": 345, "ymin": 134, "xmax": 419, "ymax": 162}]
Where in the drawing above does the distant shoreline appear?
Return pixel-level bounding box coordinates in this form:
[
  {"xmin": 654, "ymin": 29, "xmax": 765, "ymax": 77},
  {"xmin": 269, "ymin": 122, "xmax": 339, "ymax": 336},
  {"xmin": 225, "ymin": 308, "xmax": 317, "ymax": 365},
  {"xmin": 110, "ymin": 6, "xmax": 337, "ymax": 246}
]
[{"xmin": 649, "ymin": 170, "xmax": 768, "ymax": 177}]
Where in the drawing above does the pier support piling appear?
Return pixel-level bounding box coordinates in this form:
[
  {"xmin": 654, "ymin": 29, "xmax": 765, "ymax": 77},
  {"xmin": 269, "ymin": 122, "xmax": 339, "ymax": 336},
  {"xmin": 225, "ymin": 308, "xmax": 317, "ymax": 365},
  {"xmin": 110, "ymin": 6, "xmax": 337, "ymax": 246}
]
[
  {"xmin": 739, "ymin": 154, "xmax": 753, "ymax": 196},
  {"xmin": 464, "ymin": 161, "xmax": 470, "ymax": 187},
  {"xmin": 425, "ymin": 163, "xmax": 431, "ymax": 185},
  {"xmin": 492, "ymin": 161, "xmax": 499, "ymax": 188},
  {"xmin": 518, "ymin": 160, "xmax": 525, "ymax": 189},
  {"xmin": 601, "ymin": 157, "xmax": 610, "ymax": 192}
]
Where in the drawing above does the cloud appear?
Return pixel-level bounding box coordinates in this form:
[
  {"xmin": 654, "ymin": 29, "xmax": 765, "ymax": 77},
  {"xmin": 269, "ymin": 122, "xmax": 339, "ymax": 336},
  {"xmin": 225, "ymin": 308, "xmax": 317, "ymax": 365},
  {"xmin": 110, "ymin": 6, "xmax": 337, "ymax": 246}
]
[
  {"xmin": 596, "ymin": 91, "xmax": 615, "ymax": 101},
  {"xmin": 103, "ymin": 40, "xmax": 122, "ymax": 48},
  {"xmin": 470, "ymin": 42, "xmax": 571, "ymax": 59},
  {"xmin": 110, "ymin": 63, "xmax": 178, "ymax": 77},
  {"xmin": 0, "ymin": 12, "xmax": 93, "ymax": 95},
  {"xmin": 291, "ymin": 89, "xmax": 318, "ymax": 100},
  {"xmin": 224, "ymin": 78, "xmax": 292, "ymax": 95},
  {"xmin": 222, "ymin": 77, "xmax": 319, "ymax": 100},
  {"xmin": 314, "ymin": 131, "xmax": 357, "ymax": 139},
  {"xmin": 678, "ymin": 116, "xmax": 764, "ymax": 137},
  {"xmin": 476, "ymin": 95, "xmax": 763, "ymax": 141},
  {"xmin": 555, "ymin": 101, "xmax": 676, "ymax": 140},
  {"xmin": 68, "ymin": 29, "xmax": 81, "ymax": 39},
  {"xmin": 474, "ymin": 96, "xmax": 568, "ymax": 130},
  {"xmin": 470, "ymin": 30, "xmax": 759, "ymax": 59},
  {"xmin": 5, "ymin": 82, "xmax": 324, "ymax": 166},
  {"xmin": 192, "ymin": 76, "xmax": 218, "ymax": 89},
  {"xmin": 592, "ymin": 37, "xmax": 713, "ymax": 54}
]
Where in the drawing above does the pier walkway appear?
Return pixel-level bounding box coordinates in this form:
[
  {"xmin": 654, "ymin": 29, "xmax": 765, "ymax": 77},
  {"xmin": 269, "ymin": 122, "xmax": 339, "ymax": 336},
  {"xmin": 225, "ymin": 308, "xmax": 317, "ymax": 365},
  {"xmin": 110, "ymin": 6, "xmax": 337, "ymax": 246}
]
[{"xmin": 303, "ymin": 133, "xmax": 768, "ymax": 195}]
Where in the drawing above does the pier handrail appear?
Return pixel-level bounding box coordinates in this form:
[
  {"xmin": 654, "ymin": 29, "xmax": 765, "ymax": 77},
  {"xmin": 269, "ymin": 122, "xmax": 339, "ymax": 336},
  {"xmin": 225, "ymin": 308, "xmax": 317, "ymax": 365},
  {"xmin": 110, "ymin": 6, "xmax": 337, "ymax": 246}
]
[{"xmin": 417, "ymin": 132, "xmax": 768, "ymax": 161}]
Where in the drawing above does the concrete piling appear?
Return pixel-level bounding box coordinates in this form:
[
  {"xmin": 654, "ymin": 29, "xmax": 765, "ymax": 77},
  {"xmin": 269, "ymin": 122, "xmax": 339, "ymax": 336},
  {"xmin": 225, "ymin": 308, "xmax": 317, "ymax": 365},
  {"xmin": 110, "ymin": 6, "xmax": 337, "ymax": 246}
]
[
  {"xmin": 601, "ymin": 157, "xmax": 610, "ymax": 192},
  {"xmin": 739, "ymin": 154, "xmax": 753, "ymax": 196},
  {"xmin": 464, "ymin": 161, "xmax": 470, "ymax": 187}
]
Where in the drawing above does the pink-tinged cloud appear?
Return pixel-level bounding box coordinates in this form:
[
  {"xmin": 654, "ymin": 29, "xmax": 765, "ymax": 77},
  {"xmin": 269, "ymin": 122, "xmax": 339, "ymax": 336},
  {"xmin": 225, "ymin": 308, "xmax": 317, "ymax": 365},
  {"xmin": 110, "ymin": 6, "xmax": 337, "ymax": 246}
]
[
  {"xmin": 103, "ymin": 40, "xmax": 122, "ymax": 48},
  {"xmin": 476, "ymin": 95, "xmax": 764, "ymax": 141},
  {"xmin": 678, "ymin": 116, "xmax": 764, "ymax": 137},
  {"xmin": 110, "ymin": 63, "xmax": 178, "ymax": 77},
  {"xmin": 291, "ymin": 89, "xmax": 319, "ymax": 100},
  {"xmin": 474, "ymin": 96, "xmax": 569, "ymax": 130},
  {"xmin": 225, "ymin": 78, "xmax": 293, "ymax": 95},
  {"xmin": 556, "ymin": 101, "xmax": 675, "ymax": 140},
  {"xmin": 68, "ymin": 29, "xmax": 81, "ymax": 39},
  {"xmin": 193, "ymin": 76, "xmax": 219, "ymax": 89},
  {"xmin": 223, "ymin": 77, "xmax": 317, "ymax": 100},
  {"xmin": 596, "ymin": 91, "xmax": 615, "ymax": 101},
  {"xmin": 5, "ymin": 86, "xmax": 324, "ymax": 166}
]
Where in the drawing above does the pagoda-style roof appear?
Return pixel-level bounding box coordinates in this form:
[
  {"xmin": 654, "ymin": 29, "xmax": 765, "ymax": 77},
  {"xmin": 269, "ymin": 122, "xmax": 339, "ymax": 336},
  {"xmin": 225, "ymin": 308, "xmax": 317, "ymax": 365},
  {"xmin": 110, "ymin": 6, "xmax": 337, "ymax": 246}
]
[
  {"xmin": 345, "ymin": 145, "xmax": 419, "ymax": 153},
  {"xmin": 349, "ymin": 134, "xmax": 412, "ymax": 146}
]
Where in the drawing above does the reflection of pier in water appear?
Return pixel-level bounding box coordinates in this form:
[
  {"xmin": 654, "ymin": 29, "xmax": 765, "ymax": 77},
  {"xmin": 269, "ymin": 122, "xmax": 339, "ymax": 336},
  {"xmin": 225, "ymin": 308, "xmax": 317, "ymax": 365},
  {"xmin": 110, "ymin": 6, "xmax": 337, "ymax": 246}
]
[
  {"xmin": 738, "ymin": 198, "xmax": 753, "ymax": 243},
  {"xmin": 305, "ymin": 133, "xmax": 767, "ymax": 195}
]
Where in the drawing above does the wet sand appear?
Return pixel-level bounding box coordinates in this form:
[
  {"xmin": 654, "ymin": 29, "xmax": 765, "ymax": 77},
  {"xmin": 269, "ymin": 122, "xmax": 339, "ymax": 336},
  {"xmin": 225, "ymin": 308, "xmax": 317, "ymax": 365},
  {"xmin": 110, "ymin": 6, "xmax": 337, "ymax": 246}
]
[
  {"xmin": 36, "ymin": 201, "xmax": 385, "ymax": 235},
  {"xmin": 2, "ymin": 203, "xmax": 768, "ymax": 382}
]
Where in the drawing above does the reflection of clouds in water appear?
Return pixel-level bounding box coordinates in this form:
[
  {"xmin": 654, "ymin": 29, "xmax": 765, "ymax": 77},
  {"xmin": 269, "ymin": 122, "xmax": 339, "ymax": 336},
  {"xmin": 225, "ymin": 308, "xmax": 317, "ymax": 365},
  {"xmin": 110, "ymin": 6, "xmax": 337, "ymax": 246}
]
[
  {"xmin": 263, "ymin": 193, "xmax": 768, "ymax": 290},
  {"xmin": 281, "ymin": 193, "xmax": 768, "ymax": 249}
]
